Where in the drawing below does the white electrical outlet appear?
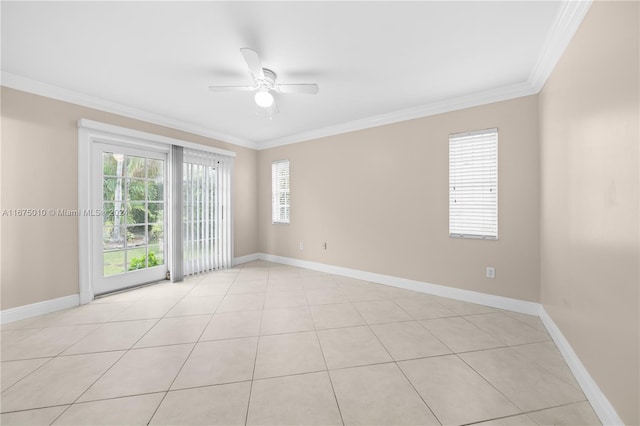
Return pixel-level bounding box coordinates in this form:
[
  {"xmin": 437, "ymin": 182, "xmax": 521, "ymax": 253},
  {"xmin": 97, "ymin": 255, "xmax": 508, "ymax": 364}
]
[
  {"xmin": 486, "ymin": 267, "xmax": 495, "ymax": 279},
  {"xmin": 299, "ymin": 242, "xmax": 304, "ymax": 250}
]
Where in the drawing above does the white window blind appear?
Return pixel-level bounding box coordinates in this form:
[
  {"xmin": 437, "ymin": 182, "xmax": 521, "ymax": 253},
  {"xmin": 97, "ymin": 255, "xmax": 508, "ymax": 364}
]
[
  {"xmin": 449, "ymin": 128, "xmax": 498, "ymax": 239},
  {"xmin": 182, "ymin": 148, "xmax": 233, "ymax": 275},
  {"xmin": 272, "ymin": 160, "xmax": 290, "ymax": 224}
]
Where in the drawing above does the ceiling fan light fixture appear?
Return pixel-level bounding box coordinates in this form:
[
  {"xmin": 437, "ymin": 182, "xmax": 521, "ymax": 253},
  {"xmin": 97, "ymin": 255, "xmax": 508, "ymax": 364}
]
[{"xmin": 254, "ymin": 88, "xmax": 274, "ymax": 108}]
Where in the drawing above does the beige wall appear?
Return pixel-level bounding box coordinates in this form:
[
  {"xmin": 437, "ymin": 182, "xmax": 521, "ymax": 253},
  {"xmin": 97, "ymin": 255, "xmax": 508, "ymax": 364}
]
[
  {"xmin": 0, "ymin": 87, "xmax": 258, "ymax": 310},
  {"xmin": 259, "ymin": 96, "xmax": 541, "ymax": 302},
  {"xmin": 539, "ymin": 1, "xmax": 639, "ymax": 424}
]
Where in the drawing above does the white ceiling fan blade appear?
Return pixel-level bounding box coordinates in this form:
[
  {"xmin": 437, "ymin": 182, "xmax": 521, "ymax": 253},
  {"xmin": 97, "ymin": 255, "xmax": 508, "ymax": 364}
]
[
  {"xmin": 240, "ymin": 48, "xmax": 265, "ymax": 80},
  {"xmin": 276, "ymin": 84, "xmax": 319, "ymax": 95},
  {"xmin": 208, "ymin": 85, "xmax": 255, "ymax": 92}
]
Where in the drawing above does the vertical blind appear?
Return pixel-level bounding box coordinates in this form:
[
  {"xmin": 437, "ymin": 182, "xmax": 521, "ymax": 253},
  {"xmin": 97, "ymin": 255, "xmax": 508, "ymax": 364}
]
[
  {"xmin": 272, "ymin": 160, "xmax": 290, "ymax": 224},
  {"xmin": 182, "ymin": 148, "xmax": 233, "ymax": 275},
  {"xmin": 449, "ymin": 128, "xmax": 498, "ymax": 239}
]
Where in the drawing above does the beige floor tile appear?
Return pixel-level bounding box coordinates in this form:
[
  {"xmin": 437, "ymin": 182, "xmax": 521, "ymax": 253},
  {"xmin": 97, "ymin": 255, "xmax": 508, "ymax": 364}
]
[
  {"xmin": 399, "ymin": 355, "xmax": 521, "ymax": 425},
  {"xmin": 317, "ymin": 326, "xmax": 392, "ymax": 369},
  {"xmin": 1, "ymin": 324, "xmax": 98, "ymax": 361},
  {"xmin": 109, "ymin": 299, "xmax": 179, "ymax": 321},
  {"xmin": 340, "ymin": 284, "xmax": 388, "ymax": 302},
  {"xmin": 0, "ymin": 406, "xmax": 68, "ymax": 426},
  {"xmin": 371, "ymin": 321, "xmax": 450, "ymax": 360},
  {"xmin": 172, "ymin": 337, "xmax": 258, "ymax": 389},
  {"xmin": 527, "ymin": 401, "xmax": 601, "ymax": 425},
  {"xmin": 264, "ymin": 290, "xmax": 307, "ymax": 309},
  {"xmin": 509, "ymin": 341, "xmax": 580, "ymax": 389},
  {"xmin": 302, "ymin": 277, "xmax": 340, "ymax": 291},
  {"xmin": 53, "ymin": 393, "xmax": 164, "ymax": 425},
  {"xmin": 78, "ymin": 344, "xmax": 193, "ymax": 402},
  {"xmin": 373, "ymin": 284, "xmax": 419, "ymax": 299},
  {"xmin": 216, "ymin": 293, "xmax": 265, "ymax": 313},
  {"xmin": 62, "ymin": 319, "xmax": 158, "ymax": 355},
  {"xmin": 200, "ymin": 310, "xmax": 262, "ymax": 341},
  {"xmin": 394, "ymin": 297, "xmax": 458, "ymax": 320},
  {"xmin": 304, "ymin": 287, "xmax": 350, "ymax": 305},
  {"xmin": 228, "ymin": 280, "xmax": 268, "ymax": 294},
  {"xmin": 310, "ymin": 303, "xmax": 366, "ymax": 329},
  {"xmin": 473, "ymin": 414, "xmax": 537, "ymax": 425},
  {"xmin": 266, "ymin": 279, "xmax": 304, "ymax": 292},
  {"xmin": 435, "ymin": 298, "xmax": 499, "ymax": 315},
  {"xmin": 236, "ymin": 270, "xmax": 269, "ymax": 281},
  {"xmin": 247, "ymin": 372, "xmax": 342, "ymax": 426},
  {"xmin": 420, "ymin": 316, "xmax": 504, "ymax": 353},
  {"xmin": 165, "ymin": 295, "xmax": 223, "ymax": 317},
  {"xmin": 260, "ymin": 306, "xmax": 315, "ymax": 335},
  {"xmin": 299, "ymin": 269, "xmax": 332, "ymax": 278},
  {"xmin": 1, "ymin": 352, "xmax": 123, "ymax": 412},
  {"xmin": 465, "ymin": 312, "xmax": 550, "ymax": 346},
  {"xmin": 49, "ymin": 302, "xmax": 132, "ymax": 326},
  {"xmin": 151, "ymin": 382, "xmax": 251, "ymax": 425},
  {"xmin": 460, "ymin": 347, "xmax": 585, "ymax": 412},
  {"xmin": 334, "ymin": 277, "xmax": 371, "ymax": 286},
  {"xmin": 188, "ymin": 282, "xmax": 232, "ymax": 297},
  {"xmin": 0, "ymin": 311, "xmax": 65, "ymax": 331},
  {"xmin": 133, "ymin": 282, "xmax": 193, "ymax": 300},
  {"xmin": 254, "ymin": 332, "xmax": 326, "ymax": 379},
  {"xmin": 0, "ymin": 328, "xmax": 40, "ymax": 347},
  {"xmin": 1, "ymin": 358, "xmax": 51, "ymax": 391},
  {"xmin": 352, "ymin": 300, "xmax": 412, "ymax": 324},
  {"xmin": 330, "ymin": 363, "xmax": 439, "ymax": 425},
  {"xmin": 268, "ymin": 269, "xmax": 302, "ymax": 280},
  {"xmin": 133, "ymin": 315, "xmax": 210, "ymax": 348},
  {"xmin": 198, "ymin": 273, "xmax": 237, "ymax": 285},
  {"xmin": 504, "ymin": 311, "xmax": 548, "ymax": 332}
]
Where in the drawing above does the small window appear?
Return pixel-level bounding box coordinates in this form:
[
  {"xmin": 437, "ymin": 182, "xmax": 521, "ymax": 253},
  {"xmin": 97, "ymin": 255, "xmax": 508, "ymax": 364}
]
[
  {"xmin": 272, "ymin": 160, "xmax": 290, "ymax": 224},
  {"xmin": 449, "ymin": 128, "xmax": 498, "ymax": 239}
]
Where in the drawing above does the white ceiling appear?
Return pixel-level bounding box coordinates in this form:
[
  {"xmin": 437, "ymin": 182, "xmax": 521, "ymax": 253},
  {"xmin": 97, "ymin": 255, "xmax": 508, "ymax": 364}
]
[{"xmin": 1, "ymin": 1, "xmax": 590, "ymax": 149}]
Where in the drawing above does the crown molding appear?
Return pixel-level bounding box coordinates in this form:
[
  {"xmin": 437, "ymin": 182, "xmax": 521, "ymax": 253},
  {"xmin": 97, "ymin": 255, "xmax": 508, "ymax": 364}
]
[
  {"xmin": 1, "ymin": 71, "xmax": 259, "ymax": 150},
  {"xmin": 528, "ymin": 0, "xmax": 593, "ymax": 91},
  {"xmin": 259, "ymin": 81, "xmax": 538, "ymax": 150}
]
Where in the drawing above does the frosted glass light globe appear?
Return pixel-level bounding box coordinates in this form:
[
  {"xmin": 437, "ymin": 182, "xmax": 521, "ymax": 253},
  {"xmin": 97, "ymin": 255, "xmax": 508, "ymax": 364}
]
[{"xmin": 255, "ymin": 89, "xmax": 274, "ymax": 108}]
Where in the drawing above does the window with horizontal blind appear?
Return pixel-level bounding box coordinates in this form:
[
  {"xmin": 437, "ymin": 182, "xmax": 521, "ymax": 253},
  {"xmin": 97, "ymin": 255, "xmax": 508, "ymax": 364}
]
[
  {"xmin": 272, "ymin": 160, "xmax": 290, "ymax": 224},
  {"xmin": 449, "ymin": 128, "xmax": 498, "ymax": 239}
]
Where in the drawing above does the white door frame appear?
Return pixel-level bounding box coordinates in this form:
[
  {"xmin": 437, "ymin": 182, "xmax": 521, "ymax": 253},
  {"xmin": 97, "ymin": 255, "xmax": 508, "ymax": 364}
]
[{"xmin": 78, "ymin": 121, "xmax": 171, "ymax": 304}]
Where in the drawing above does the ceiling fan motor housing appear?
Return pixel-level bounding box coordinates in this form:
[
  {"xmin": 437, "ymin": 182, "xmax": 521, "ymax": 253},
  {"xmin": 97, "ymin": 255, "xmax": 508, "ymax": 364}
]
[{"xmin": 258, "ymin": 69, "xmax": 277, "ymax": 90}]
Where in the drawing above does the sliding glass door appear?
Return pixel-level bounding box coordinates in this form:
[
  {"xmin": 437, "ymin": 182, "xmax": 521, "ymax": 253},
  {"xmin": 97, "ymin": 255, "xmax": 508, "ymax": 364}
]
[{"xmin": 78, "ymin": 119, "xmax": 236, "ymax": 303}]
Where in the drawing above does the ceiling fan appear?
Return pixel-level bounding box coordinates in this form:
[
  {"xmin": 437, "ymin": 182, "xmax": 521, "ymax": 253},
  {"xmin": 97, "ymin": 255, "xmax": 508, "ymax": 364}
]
[{"xmin": 208, "ymin": 48, "xmax": 319, "ymax": 115}]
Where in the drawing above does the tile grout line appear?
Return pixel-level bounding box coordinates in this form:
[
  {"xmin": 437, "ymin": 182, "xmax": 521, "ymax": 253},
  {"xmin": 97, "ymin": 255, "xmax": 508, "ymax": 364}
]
[
  {"xmin": 361, "ymin": 306, "xmax": 444, "ymax": 425},
  {"xmin": 454, "ymin": 347, "xmax": 528, "ymax": 416},
  {"xmin": 311, "ymin": 315, "xmax": 344, "ymax": 426},
  {"xmin": 146, "ymin": 267, "xmax": 241, "ymax": 424},
  {"xmin": 244, "ymin": 262, "xmax": 268, "ymax": 426}
]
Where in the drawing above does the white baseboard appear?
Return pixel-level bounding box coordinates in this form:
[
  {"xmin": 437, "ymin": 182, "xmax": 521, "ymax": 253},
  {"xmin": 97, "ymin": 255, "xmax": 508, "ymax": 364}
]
[
  {"xmin": 539, "ymin": 307, "xmax": 623, "ymax": 426},
  {"xmin": 0, "ymin": 294, "xmax": 79, "ymax": 325},
  {"xmin": 233, "ymin": 253, "xmax": 260, "ymax": 266},
  {"xmin": 258, "ymin": 253, "xmax": 539, "ymax": 315}
]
